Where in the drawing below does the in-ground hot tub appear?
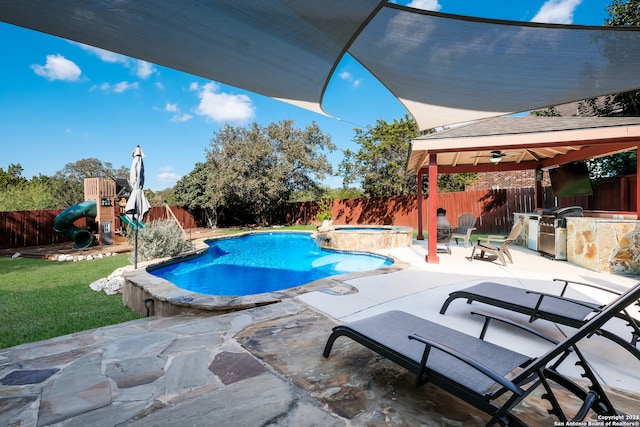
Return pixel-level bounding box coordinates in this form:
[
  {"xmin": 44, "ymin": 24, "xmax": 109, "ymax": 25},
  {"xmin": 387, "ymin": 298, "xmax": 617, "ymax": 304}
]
[{"xmin": 316, "ymin": 225, "xmax": 414, "ymax": 251}]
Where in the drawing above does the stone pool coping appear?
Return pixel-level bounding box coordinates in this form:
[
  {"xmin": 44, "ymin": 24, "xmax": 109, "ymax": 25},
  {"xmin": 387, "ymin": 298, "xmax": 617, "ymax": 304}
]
[
  {"xmin": 122, "ymin": 231, "xmax": 409, "ymax": 317},
  {"xmin": 316, "ymin": 224, "xmax": 414, "ymax": 251}
]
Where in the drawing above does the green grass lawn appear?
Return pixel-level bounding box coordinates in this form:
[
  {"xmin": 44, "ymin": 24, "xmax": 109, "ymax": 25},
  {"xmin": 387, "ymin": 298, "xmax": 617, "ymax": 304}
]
[{"xmin": 0, "ymin": 254, "xmax": 145, "ymax": 349}]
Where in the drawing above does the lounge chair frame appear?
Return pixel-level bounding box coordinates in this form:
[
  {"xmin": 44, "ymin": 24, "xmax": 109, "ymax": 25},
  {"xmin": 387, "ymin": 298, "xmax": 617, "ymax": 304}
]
[
  {"xmin": 324, "ymin": 282, "xmax": 640, "ymax": 426},
  {"xmin": 440, "ymin": 279, "xmax": 640, "ymax": 360}
]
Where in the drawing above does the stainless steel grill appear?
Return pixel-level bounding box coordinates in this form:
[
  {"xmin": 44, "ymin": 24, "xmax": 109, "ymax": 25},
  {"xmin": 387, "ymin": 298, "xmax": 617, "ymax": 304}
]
[{"xmin": 538, "ymin": 206, "xmax": 583, "ymax": 260}]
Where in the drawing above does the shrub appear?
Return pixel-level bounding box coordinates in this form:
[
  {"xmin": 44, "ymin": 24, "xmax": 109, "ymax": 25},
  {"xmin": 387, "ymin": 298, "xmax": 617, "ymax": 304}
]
[
  {"xmin": 316, "ymin": 198, "xmax": 333, "ymax": 222},
  {"xmin": 125, "ymin": 219, "xmax": 194, "ymax": 262}
]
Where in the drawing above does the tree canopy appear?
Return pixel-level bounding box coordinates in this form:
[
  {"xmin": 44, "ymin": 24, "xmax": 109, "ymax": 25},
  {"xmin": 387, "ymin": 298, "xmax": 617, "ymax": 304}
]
[
  {"xmin": 584, "ymin": 0, "xmax": 640, "ymax": 180},
  {"xmin": 338, "ymin": 115, "xmax": 477, "ymax": 196},
  {"xmin": 339, "ymin": 115, "xmax": 418, "ymax": 196},
  {"xmin": 174, "ymin": 120, "xmax": 335, "ymax": 226},
  {"xmin": 0, "ymin": 164, "xmax": 27, "ymax": 189},
  {"xmin": 0, "ymin": 159, "xmax": 129, "ymax": 212},
  {"xmin": 604, "ymin": 0, "xmax": 640, "ymax": 117}
]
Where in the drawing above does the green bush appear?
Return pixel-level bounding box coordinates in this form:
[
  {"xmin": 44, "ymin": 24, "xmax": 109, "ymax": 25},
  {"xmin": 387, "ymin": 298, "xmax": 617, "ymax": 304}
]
[
  {"xmin": 316, "ymin": 198, "xmax": 333, "ymax": 222},
  {"xmin": 125, "ymin": 220, "xmax": 194, "ymax": 262}
]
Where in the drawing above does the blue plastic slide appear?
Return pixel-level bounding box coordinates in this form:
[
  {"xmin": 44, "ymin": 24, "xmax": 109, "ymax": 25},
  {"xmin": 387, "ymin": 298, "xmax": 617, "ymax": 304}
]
[{"xmin": 53, "ymin": 201, "xmax": 97, "ymax": 248}]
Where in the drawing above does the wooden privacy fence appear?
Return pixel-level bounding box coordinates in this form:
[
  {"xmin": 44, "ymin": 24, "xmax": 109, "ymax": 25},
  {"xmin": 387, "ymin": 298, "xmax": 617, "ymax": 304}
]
[
  {"xmin": 2, "ymin": 176, "xmax": 635, "ymax": 249},
  {"xmin": 287, "ymin": 189, "xmax": 540, "ymax": 234},
  {"xmin": 1, "ymin": 209, "xmax": 72, "ymax": 249},
  {"xmin": 0, "ymin": 205, "xmax": 196, "ymax": 250},
  {"xmin": 288, "ymin": 180, "xmax": 636, "ymax": 235}
]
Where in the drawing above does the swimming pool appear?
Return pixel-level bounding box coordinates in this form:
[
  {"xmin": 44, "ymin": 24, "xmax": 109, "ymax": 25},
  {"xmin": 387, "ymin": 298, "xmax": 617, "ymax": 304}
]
[{"xmin": 149, "ymin": 232, "xmax": 393, "ymax": 296}]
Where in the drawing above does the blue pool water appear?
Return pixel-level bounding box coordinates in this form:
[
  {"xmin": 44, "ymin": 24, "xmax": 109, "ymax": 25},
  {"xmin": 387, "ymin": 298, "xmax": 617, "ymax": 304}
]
[{"xmin": 149, "ymin": 232, "xmax": 393, "ymax": 296}]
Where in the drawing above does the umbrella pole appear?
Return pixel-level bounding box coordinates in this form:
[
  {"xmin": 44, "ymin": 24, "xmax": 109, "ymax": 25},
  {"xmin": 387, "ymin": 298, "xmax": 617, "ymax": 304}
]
[{"xmin": 134, "ymin": 214, "xmax": 139, "ymax": 269}]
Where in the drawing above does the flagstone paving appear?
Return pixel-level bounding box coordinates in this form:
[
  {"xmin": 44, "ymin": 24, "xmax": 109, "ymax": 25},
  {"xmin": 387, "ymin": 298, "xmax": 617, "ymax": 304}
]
[{"xmin": 1, "ymin": 241, "xmax": 639, "ymax": 426}]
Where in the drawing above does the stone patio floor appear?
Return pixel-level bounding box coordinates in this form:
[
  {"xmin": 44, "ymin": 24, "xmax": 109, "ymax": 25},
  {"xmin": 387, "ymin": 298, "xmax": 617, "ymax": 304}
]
[{"xmin": 1, "ymin": 240, "xmax": 639, "ymax": 426}]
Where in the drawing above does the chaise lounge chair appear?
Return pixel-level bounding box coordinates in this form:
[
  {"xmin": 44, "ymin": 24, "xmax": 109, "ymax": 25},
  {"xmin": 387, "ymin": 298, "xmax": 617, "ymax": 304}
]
[
  {"xmin": 439, "ymin": 279, "xmax": 640, "ymax": 360},
  {"xmin": 323, "ymin": 282, "xmax": 640, "ymax": 426},
  {"xmin": 470, "ymin": 219, "xmax": 523, "ymax": 266}
]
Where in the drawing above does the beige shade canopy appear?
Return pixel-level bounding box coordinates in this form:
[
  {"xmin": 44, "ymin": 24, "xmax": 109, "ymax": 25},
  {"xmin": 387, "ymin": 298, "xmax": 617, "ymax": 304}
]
[
  {"xmin": 407, "ymin": 116, "xmax": 640, "ymax": 175},
  {"xmin": 2, "ymin": 1, "xmax": 640, "ymax": 131}
]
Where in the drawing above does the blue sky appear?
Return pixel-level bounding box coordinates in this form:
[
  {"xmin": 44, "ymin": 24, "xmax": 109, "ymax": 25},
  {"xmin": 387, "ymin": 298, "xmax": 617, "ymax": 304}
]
[{"xmin": 1, "ymin": 0, "xmax": 613, "ymax": 191}]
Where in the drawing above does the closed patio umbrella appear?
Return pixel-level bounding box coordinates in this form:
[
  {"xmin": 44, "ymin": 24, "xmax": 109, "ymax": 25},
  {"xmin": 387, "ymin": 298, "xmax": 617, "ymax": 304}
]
[{"xmin": 124, "ymin": 145, "xmax": 151, "ymax": 269}]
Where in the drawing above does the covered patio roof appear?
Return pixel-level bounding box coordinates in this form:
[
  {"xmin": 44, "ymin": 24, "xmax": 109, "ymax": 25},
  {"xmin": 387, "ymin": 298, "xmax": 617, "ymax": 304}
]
[
  {"xmin": 406, "ymin": 116, "xmax": 640, "ymax": 264},
  {"xmin": 407, "ymin": 116, "xmax": 640, "ymax": 174}
]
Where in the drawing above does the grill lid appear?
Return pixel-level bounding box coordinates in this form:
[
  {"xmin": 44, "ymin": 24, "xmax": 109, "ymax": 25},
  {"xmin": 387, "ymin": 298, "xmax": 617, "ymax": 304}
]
[{"xmin": 541, "ymin": 206, "xmax": 583, "ymax": 218}]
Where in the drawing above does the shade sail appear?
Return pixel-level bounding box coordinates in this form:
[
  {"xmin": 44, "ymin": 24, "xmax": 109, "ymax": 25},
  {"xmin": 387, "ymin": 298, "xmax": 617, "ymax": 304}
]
[
  {"xmin": 0, "ymin": 0, "xmax": 383, "ymax": 117},
  {"xmin": 2, "ymin": 1, "xmax": 640, "ymax": 130},
  {"xmin": 350, "ymin": 5, "xmax": 640, "ymax": 129}
]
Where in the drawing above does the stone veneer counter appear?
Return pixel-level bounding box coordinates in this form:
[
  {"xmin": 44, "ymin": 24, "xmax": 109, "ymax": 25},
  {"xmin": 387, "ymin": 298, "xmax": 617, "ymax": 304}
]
[{"xmin": 567, "ymin": 217, "xmax": 640, "ymax": 274}]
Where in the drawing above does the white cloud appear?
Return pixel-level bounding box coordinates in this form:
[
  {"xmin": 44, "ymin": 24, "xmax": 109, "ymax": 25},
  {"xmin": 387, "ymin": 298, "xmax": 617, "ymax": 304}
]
[
  {"xmin": 77, "ymin": 43, "xmax": 129, "ymax": 64},
  {"xmin": 31, "ymin": 54, "xmax": 82, "ymax": 81},
  {"xmin": 76, "ymin": 43, "xmax": 156, "ymax": 79},
  {"xmin": 163, "ymin": 102, "xmax": 192, "ymax": 122},
  {"xmin": 95, "ymin": 81, "xmax": 139, "ymax": 93},
  {"xmin": 192, "ymin": 81, "xmax": 255, "ymax": 124},
  {"xmin": 135, "ymin": 60, "xmax": 156, "ymax": 79},
  {"xmin": 171, "ymin": 113, "xmax": 193, "ymax": 122},
  {"xmin": 339, "ymin": 71, "xmax": 362, "ymax": 88},
  {"xmin": 157, "ymin": 167, "xmax": 182, "ymax": 184},
  {"xmin": 113, "ymin": 81, "xmax": 139, "ymax": 93},
  {"xmin": 405, "ymin": 0, "xmax": 441, "ymax": 11},
  {"xmin": 531, "ymin": 0, "xmax": 582, "ymax": 24}
]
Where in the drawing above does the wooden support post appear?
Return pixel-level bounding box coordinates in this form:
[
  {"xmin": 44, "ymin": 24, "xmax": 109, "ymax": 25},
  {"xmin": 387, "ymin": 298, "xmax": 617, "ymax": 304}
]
[
  {"xmin": 417, "ymin": 170, "xmax": 424, "ymax": 240},
  {"xmin": 426, "ymin": 153, "xmax": 440, "ymax": 264},
  {"xmin": 636, "ymin": 146, "xmax": 640, "ymax": 219}
]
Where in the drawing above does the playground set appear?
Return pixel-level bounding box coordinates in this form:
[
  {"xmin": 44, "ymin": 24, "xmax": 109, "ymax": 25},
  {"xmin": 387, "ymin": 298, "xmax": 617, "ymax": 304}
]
[{"xmin": 53, "ymin": 178, "xmax": 142, "ymax": 249}]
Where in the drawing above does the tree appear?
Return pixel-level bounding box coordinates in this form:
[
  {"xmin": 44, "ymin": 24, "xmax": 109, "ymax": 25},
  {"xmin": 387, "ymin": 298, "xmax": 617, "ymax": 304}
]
[
  {"xmin": 173, "ymin": 162, "xmax": 217, "ymax": 226},
  {"xmin": 0, "ymin": 180, "xmax": 58, "ymax": 211},
  {"xmin": 0, "ymin": 163, "xmax": 27, "ymax": 189},
  {"xmin": 0, "ymin": 167, "xmax": 60, "ymax": 211},
  {"xmin": 51, "ymin": 158, "xmax": 129, "ymax": 207},
  {"xmin": 605, "ymin": 0, "xmax": 640, "ymax": 116},
  {"xmin": 339, "ymin": 115, "xmax": 419, "ymax": 196},
  {"xmin": 339, "ymin": 115, "xmax": 477, "ymax": 196},
  {"xmin": 200, "ymin": 120, "xmax": 335, "ymax": 226},
  {"xmin": 581, "ymin": 0, "xmax": 640, "ymax": 179},
  {"xmin": 530, "ymin": 107, "xmax": 560, "ymax": 117}
]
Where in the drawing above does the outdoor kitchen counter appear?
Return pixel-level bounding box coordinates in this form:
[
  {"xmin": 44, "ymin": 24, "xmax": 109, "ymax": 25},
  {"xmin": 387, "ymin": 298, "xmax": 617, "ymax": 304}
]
[
  {"xmin": 513, "ymin": 213, "xmax": 540, "ymax": 251},
  {"xmin": 566, "ymin": 216, "xmax": 640, "ymax": 274}
]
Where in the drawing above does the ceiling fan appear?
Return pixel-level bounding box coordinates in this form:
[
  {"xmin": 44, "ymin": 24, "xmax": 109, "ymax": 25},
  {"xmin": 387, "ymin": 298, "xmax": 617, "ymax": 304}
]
[{"xmin": 473, "ymin": 150, "xmax": 516, "ymax": 163}]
